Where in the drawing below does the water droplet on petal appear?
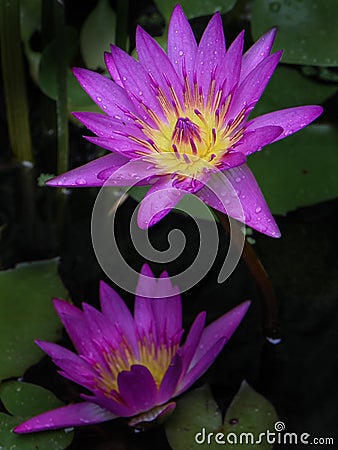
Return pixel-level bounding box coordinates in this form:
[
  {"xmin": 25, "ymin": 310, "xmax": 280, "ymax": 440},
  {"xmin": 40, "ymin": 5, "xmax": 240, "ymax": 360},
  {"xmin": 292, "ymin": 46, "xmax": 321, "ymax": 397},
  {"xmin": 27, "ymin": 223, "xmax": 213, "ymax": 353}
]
[
  {"xmin": 96, "ymin": 96, "xmax": 102, "ymax": 102},
  {"xmin": 235, "ymin": 176, "xmax": 241, "ymax": 183},
  {"xmin": 178, "ymin": 50, "xmax": 184, "ymax": 56},
  {"xmin": 255, "ymin": 206, "xmax": 262, "ymax": 213},
  {"xmin": 75, "ymin": 178, "xmax": 87, "ymax": 185}
]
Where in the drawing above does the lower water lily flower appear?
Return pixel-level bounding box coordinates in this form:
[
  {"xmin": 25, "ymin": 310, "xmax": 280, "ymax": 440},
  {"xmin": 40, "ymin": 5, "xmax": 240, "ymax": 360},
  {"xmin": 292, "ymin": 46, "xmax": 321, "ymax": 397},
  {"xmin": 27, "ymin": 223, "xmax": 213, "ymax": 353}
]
[
  {"xmin": 46, "ymin": 5, "xmax": 322, "ymax": 238},
  {"xmin": 14, "ymin": 265, "xmax": 250, "ymax": 433}
]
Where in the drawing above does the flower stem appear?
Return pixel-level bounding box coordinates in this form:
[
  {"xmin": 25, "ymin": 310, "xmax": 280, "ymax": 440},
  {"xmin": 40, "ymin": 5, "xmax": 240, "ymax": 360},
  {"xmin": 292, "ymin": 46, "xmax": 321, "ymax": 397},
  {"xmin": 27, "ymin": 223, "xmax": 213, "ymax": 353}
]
[
  {"xmin": 213, "ymin": 209, "xmax": 280, "ymax": 340},
  {"xmin": 1, "ymin": 0, "xmax": 37, "ymax": 254}
]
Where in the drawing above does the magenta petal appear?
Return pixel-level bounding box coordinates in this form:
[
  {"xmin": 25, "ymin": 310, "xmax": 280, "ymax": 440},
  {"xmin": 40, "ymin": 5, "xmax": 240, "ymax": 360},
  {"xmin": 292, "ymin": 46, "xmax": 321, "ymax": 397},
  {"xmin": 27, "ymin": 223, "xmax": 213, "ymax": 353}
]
[
  {"xmin": 80, "ymin": 392, "xmax": 134, "ymax": 417},
  {"xmin": 246, "ymin": 106, "xmax": 323, "ymax": 142},
  {"xmin": 118, "ymin": 365, "xmax": 158, "ymax": 415},
  {"xmin": 217, "ymin": 30, "xmax": 244, "ymax": 98},
  {"xmin": 84, "ymin": 136, "xmax": 148, "ymax": 157},
  {"xmin": 136, "ymin": 26, "xmax": 183, "ymax": 106},
  {"xmin": 73, "ymin": 112, "xmax": 146, "ymax": 139},
  {"xmin": 137, "ymin": 176, "xmax": 185, "ymax": 229},
  {"xmin": 175, "ymin": 337, "xmax": 226, "ymax": 395},
  {"xmin": 95, "ymin": 157, "xmax": 159, "ymax": 186},
  {"xmin": 168, "ymin": 4, "xmax": 197, "ymax": 85},
  {"xmin": 190, "ymin": 301, "xmax": 251, "ymax": 368},
  {"xmin": 46, "ymin": 153, "xmax": 128, "ymax": 188},
  {"xmin": 241, "ymin": 28, "xmax": 277, "ymax": 81},
  {"xmin": 195, "ymin": 13, "xmax": 226, "ymax": 97},
  {"xmin": 228, "ymin": 51, "xmax": 283, "ymax": 121},
  {"xmin": 180, "ymin": 311, "xmax": 206, "ymax": 376},
  {"xmin": 196, "ymin": 165, "xmax": 281, "ymax": 237},
  {"xmin": 99, "ymin": 281, "xmax": 139, "ymax": 357},
  {"xmin": 36, "ymin": 341, "xmax": 95, "ymax": 387},
  {"xmin": 158, "ymin": 354, "xmax": 183, "ymax": 404},
  {"xmin": 72, "ymin": 67, "xmax": 138, "ymax": 120},
  {"xmin": 14, "ymin": 402, "xmax": 115, "ymax": 434},
  {"xmin": 234, "ymin": 125, "xmax": 283, "ymax": 155},
  {"xmin": 52, "ymin": 299, "xmax": 96, "ymax": 356},
  {"xmin": 134, "ymin": 264, "xmax": 157, "ymax": 337},
  {"xmin": 109, "ymin": 45, "xmax": 165, "ymax": 122},
  {"xmin": 104, "ymin": 51, "xmax": 124, "ymax": 87}
]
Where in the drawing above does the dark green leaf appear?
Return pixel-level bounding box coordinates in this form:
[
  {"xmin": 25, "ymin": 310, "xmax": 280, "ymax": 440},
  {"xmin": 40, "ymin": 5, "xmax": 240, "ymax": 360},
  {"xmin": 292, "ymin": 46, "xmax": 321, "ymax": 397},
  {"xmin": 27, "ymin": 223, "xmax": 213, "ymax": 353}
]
[
  {"xmin": 0, "ymin": 259, "xmax": 67, "ymax": 381},
  {"xmin": 223, "ymin": 380, "xmax": 278, "ymax": 449},
  {"xmin": 249, "ymin": 124, "xmax": 338, "ymax": 215},
  {"xmin": 165, "ymin": 385, "xmax": 222, "ymax": 450},
  {"xmin": 252, "ymin": 0, "xmax": 338, "ymax": 66},
  {"xmin": 253, "ymin": 66, "xmax": 338, "ymax": 117},
  {"xmin": 154, "ymin": 0, "xmax": 237, "ymax": 21},
  {"xmin": 80, "ymin": 0, "xmax": 116, "ymax": 70},
  {"xmin": 0, "ymin": 381, "xmax": 73, "ymax": 450}
]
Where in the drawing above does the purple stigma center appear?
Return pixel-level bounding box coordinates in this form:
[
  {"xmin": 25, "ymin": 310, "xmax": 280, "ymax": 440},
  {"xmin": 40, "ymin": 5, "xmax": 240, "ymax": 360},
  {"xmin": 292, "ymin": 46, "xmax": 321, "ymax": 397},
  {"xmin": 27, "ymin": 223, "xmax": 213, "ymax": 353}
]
[{"xmin": 172, "ymin": 117, "xmax": 201, "ymax": 146}]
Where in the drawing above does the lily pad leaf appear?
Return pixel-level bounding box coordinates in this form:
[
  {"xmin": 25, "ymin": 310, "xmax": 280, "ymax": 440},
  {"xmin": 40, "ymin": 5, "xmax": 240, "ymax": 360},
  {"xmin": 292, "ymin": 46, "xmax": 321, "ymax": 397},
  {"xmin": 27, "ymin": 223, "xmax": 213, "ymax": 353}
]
[
  {"xmin": 253, "ymin": 66, "xmax": 338, "ymax": 118},
  {"xmin": 0, "ymin": 258, "xmax": 67, "ymax": 381},
  {"xmin": 252, "ymin": 0, "xmax": 338, "ymax": 66},
  {"xmin": 80, "ymin": 0, "xmax": 116, "ymax": 70},
  {"xmin": 223, "ymin": 380, "xmax": 278, "ymax": 449},
  {"xmin": 155, "ymin": 0, "xmax": 237, "ymax": 21},
  {"xmin": 165, "ymin": 385, "xmax": 222, "ymax": 450},
  {"xmin": 38, "ymin": 26, "xmax": 92, "ymax": 108},
  {"xmin": 0, "ymin": 381, "xmax": 73, "ymax": 450},
  {"xmin": 249, "ymin": 124, "xmax": 338, "ymax": 215}
]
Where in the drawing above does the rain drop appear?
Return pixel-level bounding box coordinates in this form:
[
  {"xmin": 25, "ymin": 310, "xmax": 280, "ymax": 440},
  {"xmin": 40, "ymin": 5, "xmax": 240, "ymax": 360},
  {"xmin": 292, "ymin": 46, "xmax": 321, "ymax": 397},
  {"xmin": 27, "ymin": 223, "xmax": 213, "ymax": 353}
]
[
  {"xmin": 178, "ymin": 50, "xmax": 184, "ymax": 56},
  {"xmin": 96, "ymin": 96, "xmax": 102, "ymax": 102},
  {"xmin": 235, "ymin": 176, "xmax": 241, "ymax": 183},
  {"xmin": 75, "ymin": 178, "xmax": 87, "ymax": 186},
  {"xmin": 269, "ymin": 2, "xmax": 281, "ymax": 13},
  {"xmin": 255, "ymin": 206, "xmax": 262, "ymax": 214}
]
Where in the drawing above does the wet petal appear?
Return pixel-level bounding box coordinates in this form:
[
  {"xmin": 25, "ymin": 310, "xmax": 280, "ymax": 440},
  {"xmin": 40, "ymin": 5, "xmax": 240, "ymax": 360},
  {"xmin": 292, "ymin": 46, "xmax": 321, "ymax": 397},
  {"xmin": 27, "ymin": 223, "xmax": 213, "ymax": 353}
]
[
  {"xmin": 190, "ymin": 301, "xmax": 251, "ymax": 367},
  {"xmin": 137, "ymin": 176, "xmax": 185, "ymax": 229},
  {"xmin": 227, "ymin": 51, "xmax": 283, "ymax": 122},
  {"xmin": 246, "ymin": 106, "xmax": 323, "ymax": 142},
  {"xmin": 234, "ymin": 125, "xmax": 283, "ymax": 155},
  {"xmin": 136, "ymin": 26, "xmax": 183, "ymax": 106},
  {"xmin": 241, "ymin": 28, "xmax": 277, "ymax": 81},
  {"xmin": 14, "ymin": 402, "xmax": 115, "ymax": 434},
  {"xmin": 195, "ymin": 13, "xmax": 226, "ymax": 97},
  {"xmin": 180, "ymin": 311, "xmax": 206, "ymax": 376},
  {"xmin": 73, "ymin": 67, "xmax": 138, "ymax": 121},
  {"xmin": 168, "ymin": 4, "xmax": 197, "ymax": 84},
  {"xmin": 46, "ymin": 153, "xmax": 128, "ymax": 188},
  {"xmin": 196, "ymin": 165, "xmax": 281, "ymax": 237},
  {"xmin": 109, "ymin": 45, "xmax": 165, "ymax": 123},
  {"xmin": 104, "ymin": 51, "xmax": 124, "ymax": 87}
]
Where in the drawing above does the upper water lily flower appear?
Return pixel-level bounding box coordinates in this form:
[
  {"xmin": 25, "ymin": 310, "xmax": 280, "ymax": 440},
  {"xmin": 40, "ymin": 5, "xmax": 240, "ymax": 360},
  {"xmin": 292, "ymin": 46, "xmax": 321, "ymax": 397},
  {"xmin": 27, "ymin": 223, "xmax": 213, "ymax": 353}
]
[
  {"xmin": 14, "ymin": 265, "xmax": 250, "ymax": 433},
  {"xmin": 47, "ymin": 5, "xmax": 322, "ymax": 237}
]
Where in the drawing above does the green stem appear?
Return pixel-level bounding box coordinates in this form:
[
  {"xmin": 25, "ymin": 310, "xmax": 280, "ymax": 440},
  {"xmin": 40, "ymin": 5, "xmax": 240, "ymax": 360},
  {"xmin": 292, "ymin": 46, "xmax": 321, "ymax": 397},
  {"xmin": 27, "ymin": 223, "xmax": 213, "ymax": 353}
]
[
  {"xmin": 53, "ymin": 0, "xmax": 69, "ymax": 176},
  {"xmin": 116, "ymin": 0, "xmax": 129, "ymax": 51},
  {"xmin": 214, "ymin": 209, "xmax": 281, "ymax": 340},
  {"xmin": 0, "ymin": 0, "xmax": 34, "ymax": 164}
]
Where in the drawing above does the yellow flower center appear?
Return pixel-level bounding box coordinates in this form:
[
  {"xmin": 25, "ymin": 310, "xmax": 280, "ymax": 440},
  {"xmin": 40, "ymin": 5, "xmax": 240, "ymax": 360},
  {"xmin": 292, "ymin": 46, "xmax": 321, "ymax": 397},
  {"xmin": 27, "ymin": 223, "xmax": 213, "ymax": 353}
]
[
  {"xmin": 94, "ymin": 334, "xmax": 179, "ymax": 397},
  {"xmin": 129, "ymin": 74, "xmax": 246, "ymax": 180}
]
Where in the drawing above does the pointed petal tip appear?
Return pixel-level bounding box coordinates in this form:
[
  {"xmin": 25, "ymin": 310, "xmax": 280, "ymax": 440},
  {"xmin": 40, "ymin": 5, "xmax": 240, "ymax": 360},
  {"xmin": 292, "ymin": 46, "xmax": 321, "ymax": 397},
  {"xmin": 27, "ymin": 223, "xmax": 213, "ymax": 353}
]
[{"xmin": 140, "ymin": 263, "xmax": 155, "ymax": 278}]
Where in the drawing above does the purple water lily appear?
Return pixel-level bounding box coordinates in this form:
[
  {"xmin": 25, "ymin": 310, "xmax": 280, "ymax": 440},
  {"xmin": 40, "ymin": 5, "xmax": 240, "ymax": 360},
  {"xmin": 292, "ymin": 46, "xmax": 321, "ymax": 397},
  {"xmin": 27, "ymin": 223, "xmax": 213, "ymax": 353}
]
[
  {"xmin": 47, "ymin": 5, "xmax": 322, "ymax": 237},
  {"xmin": 15, "ymin": 265, "xmax": 250, "ymax": 433}
]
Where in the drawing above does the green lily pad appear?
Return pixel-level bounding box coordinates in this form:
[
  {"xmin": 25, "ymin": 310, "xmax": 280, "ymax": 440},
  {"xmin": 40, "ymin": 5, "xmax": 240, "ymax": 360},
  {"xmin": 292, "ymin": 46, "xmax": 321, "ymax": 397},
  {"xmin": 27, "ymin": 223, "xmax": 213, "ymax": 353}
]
[
  {"xmin": 252, "ymin": 0, "xmax": 338, "ymax": 66},
  {"xmin": 154, "ymin": 0, "xmax": 237, "ymax": 21},
  {"xmin": 0, "ymin": 259, "xmax": 67, "ymax": 381},
  {"xmin": 165, "ymin": 385, "xmax": 222, "ymax": 450},
  {"xmin": 80, "ymin": 0, "xmax": 116, "ymax": 70},
  {"xmin": 249, "ymin": 124, "xmax": 338, "ymax": 215},
  {"xmin": 38, "ymin": 26, "xmax": 92, "ymax": 107},
  {"xmin": 0, "ymin": 381, "xmax": 73, "ymax": 450},
  {"xmin": 223, "ymin": 381, "xmax": 278, "ymax": 449},
  {"xmin": 253, "ymin": 66, "xmax": 338, "ymax": 118}
]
